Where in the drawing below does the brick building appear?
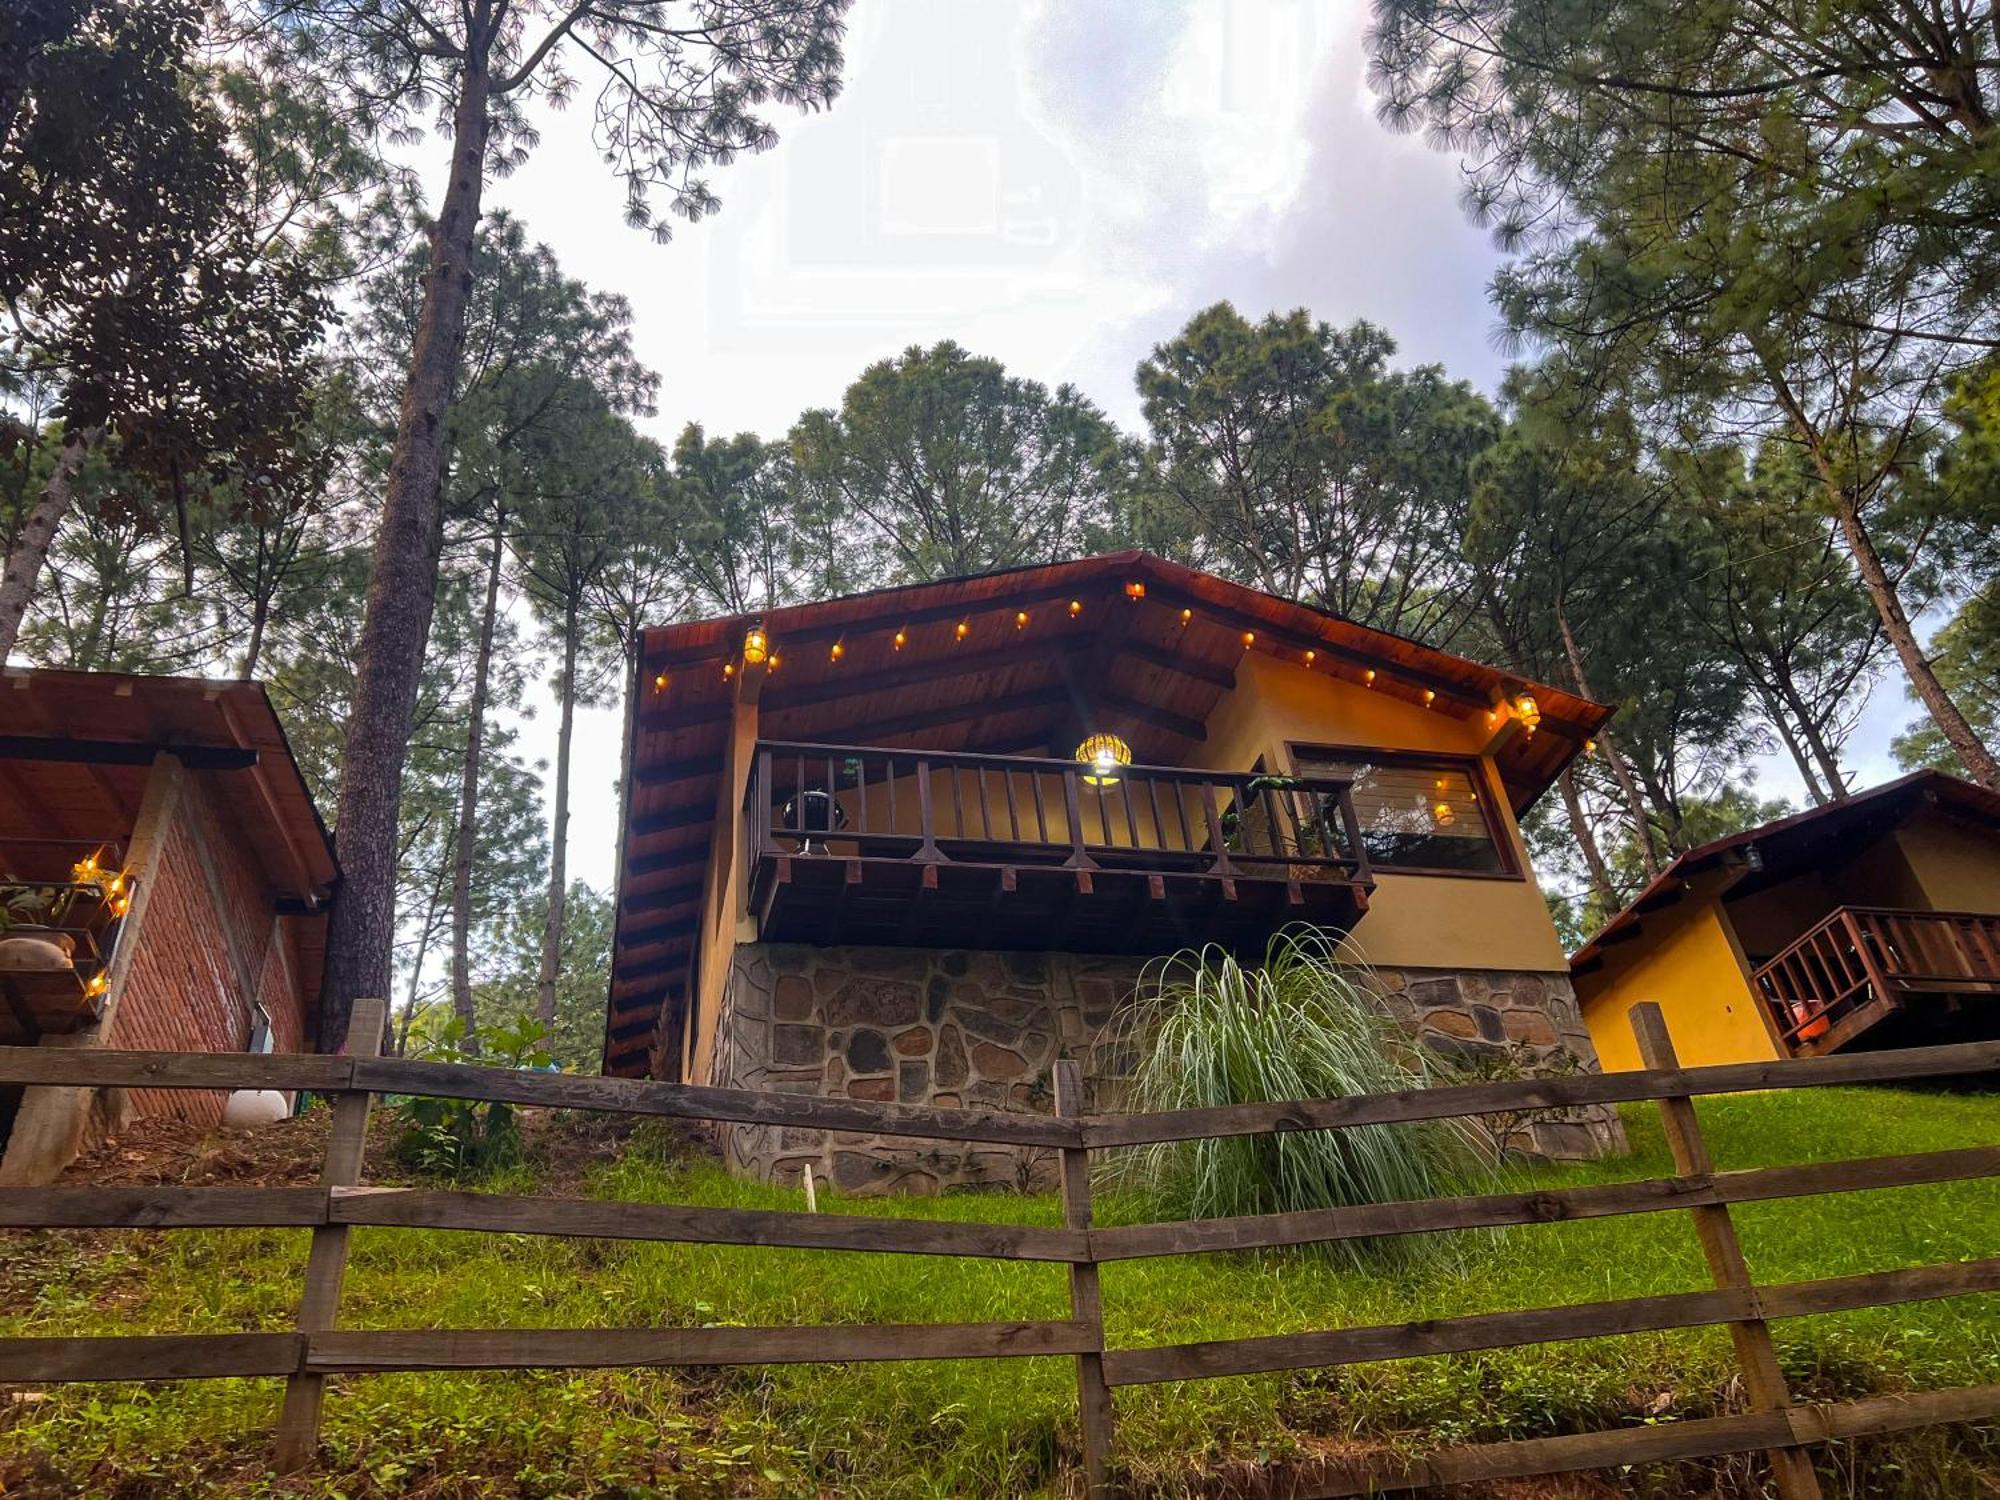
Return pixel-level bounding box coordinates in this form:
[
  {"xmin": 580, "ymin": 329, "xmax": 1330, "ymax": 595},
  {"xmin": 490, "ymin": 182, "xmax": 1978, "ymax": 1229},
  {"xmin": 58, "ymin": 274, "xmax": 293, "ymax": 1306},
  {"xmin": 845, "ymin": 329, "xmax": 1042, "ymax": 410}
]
[{"xmin": 0, "ymin": 669, "xmax": 337, "ymax": 1183}]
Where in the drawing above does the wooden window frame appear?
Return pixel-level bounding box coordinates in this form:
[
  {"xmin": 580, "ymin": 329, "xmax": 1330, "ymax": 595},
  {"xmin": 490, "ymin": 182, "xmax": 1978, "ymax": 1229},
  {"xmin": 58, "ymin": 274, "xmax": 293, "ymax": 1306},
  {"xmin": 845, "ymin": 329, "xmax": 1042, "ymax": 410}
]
[{"xmin": 1283, "ymin": 741, "xmax": 1524, "ymax": 882}]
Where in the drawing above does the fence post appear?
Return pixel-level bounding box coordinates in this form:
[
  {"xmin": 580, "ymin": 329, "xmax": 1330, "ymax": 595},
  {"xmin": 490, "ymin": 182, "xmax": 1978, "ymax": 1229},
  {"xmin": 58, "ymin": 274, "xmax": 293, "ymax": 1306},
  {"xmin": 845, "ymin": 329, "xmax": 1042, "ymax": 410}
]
[
  {"xmin": 1629, "ymin": 1002, "xmax": 1822, "ymax": 1500},
  {"xmin": 274, "ymin": 995, "xmax": 386, "ymax": 1472},
  {"xmin": 1054, "ymin": 1058, "xmax": 1114, "ymax": 1497}
]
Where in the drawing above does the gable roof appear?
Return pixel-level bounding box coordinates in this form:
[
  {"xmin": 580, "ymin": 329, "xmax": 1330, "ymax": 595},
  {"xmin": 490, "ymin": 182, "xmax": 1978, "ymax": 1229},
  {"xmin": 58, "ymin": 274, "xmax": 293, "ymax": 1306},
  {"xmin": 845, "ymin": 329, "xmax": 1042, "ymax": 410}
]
[
  {"xmin": 0, "ymin": 667, "xmax": 339, "ymax": 900},
  {"xmin": 608, "ymin": 550, "xmax": 1613, "ymax": 1078},
  {"xmin": 1569, "ymin": 769, "xmax": 2000, "ymax": 976}
]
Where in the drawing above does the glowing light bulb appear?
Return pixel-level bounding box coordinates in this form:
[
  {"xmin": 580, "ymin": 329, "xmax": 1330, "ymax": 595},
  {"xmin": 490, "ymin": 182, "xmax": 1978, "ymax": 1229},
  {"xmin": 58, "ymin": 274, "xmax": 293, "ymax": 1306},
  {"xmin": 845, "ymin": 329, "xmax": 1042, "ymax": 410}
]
[
  {"xmin": 1068, "ymin": 599, "xmax": 1083, "ymax": 618},
  {"xmin": 1179, "ymin": 608, "xmax": 1192, "ymax": 626},
  {"xmin": 1015, "ymin": 611, "xmax": 1029, "ymax": 630},
  {"xmin": 893, "ymin": 630, "xmax": 907, "ymax": 650},
  {"xmin": 954, "ymin": 620, "xmax": 969, "ymax": 641}
]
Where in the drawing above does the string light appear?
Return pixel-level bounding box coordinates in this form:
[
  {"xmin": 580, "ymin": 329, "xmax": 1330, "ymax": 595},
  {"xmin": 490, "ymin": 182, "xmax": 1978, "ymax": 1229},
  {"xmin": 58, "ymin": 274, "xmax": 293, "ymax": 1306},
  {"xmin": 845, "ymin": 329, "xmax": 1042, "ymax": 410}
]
[
  {"xmin": 723, "ymin": 662, "xmax": 735, "ymax": 679},
  {"xmin": 893, "ymin": 629, "xmax": 907, "ymax": 650},
  {"xmin": 829, "ymin": 641, "xmax": 844, "ymax": 662},
  {"xmin": 1422, "ymin": 689, "xmax": 1436, "ymax": 706},
  {"xmin": 1015, "ymin": 611, "xmax": 1029, "ymax": 630},
  {"xmin": 1179, "ymin": 608, "xmax": 1193, "ymax": 627},
  {"xmin": 954, "ymin": 620, "xmax": 970, "ymax": 642},
  {"xmin": 86, "ymin": 973, "xmax": 108, "ymax": 998},
  {"xmin": 1585, "ymin": 738, "xmax": 1598, "ymax": 755},
  {"xmin": 1124, "ymin": 581, "xmax": 1146, "ymax": 600},
  {"xmin": 1068, "ymin": 599, "xmax": 1083, "ymax": 618},
  {"xmin": 1363, "ymin": 669, "xmax": 1376, "ymax": 686},
  {"xmin": 1304, "ymin": 650, "xmax": 1316, "ymax": 667},
  {"xmin": 1241, "ymin": 631, "xmax": 1256, "ymax": 649},
  {"xmin": 653, "ymin": 673, "xmax": 668, "ymax": 692},
  {"xmin": 767, "ymin": 653, "xmax": 782, "ymax": 672}
]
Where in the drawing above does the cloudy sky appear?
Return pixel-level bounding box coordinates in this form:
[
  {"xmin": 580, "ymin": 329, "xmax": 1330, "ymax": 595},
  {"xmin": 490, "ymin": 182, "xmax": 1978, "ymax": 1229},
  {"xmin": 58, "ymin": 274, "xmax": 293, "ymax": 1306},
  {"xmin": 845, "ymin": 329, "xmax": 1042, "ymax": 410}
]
[{"xmin": 468, "ymin": 0, "xmax": 1915, "ymax": 895}]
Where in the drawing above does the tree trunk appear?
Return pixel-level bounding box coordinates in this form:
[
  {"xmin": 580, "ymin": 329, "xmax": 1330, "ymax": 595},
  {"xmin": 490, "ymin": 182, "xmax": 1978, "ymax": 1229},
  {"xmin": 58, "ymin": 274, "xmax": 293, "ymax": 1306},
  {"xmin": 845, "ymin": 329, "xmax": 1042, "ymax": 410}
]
[
  {"xmin": 0, "ymin": 425, "xmax": 98, "ymax": 659},
  {"xmin": 536, "ymin": 592, "xmax": 580, "ymax": 1027},
  {"xmin": 319, "ymin": 45, "xmax": 495, "ymax": 1047},
  {"xmin": 1755, "ymin": 682, "xmax": 1828, "ymax": 804},
  {"xmin": 448, "ymin": 521, "xmax": 504, "ymax": 1053},
  {"xmin": 1771, "ymin": 674, "xmax": 1848, "ymax": 801},
  {"xmin": 1556, "ymin": 765, "xmax": 1618, "ymax": 912},
  {"xmin": 240, "ymin": 590, "xmax": 271, "ymax": 680},
  {"xmin": 1833, "ymin": 496, "xmax": 1998, "ymax": 787},
  {"xmin": 1553, "ymin": 599, "xmax": 1663, "ymax": 878}
]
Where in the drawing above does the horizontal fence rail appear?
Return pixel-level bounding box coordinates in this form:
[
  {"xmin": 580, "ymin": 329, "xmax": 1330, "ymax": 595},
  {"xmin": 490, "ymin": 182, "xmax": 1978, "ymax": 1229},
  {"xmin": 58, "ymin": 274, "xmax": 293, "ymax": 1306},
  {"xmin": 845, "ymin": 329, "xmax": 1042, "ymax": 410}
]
[{"xmin": 1, "ymin": 1005, "xmax": 1996, "ymax": 1497}]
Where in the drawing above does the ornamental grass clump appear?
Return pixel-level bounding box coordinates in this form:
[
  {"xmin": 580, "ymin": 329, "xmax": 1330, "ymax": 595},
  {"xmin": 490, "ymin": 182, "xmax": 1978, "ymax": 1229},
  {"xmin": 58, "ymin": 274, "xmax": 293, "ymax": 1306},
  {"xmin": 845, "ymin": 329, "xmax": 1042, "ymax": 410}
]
[{"xmin": 1102, "ymin": 927, "xmax": 1485, "ymax": 1271}]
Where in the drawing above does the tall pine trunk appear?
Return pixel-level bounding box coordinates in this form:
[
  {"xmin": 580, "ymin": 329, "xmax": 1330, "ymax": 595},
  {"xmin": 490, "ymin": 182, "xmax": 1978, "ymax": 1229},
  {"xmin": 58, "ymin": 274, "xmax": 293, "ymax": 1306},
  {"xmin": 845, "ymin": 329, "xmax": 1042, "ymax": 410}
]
[
  {"xmin": 0, "ymin": 425, "xmax": 98, "ymax": 659},
  {"xmin": 1832, "ymin": 496, "xmax": 1998, "ymax": 788},
  {"xmin": 536, "ymin": 592, "xmax": 580, "ymax": 1026},
  {"xmin": 449, "ymin": 520, "xmax": 505, "ymax": 1052},
  {"xmin": 319, "ymin": 40, "xmax": 495, "ymax": 1047},
  {"xmin": 1553, "ymin": 599, "xmax": 1662, "ymax": 879},
  {"xmin": 1754, "ymin": 682, "xmax": 1829, "ymax": 804},
  {"xmin": 1556, "ymin": 764, "xmax": 1618, "ymax": 911}
]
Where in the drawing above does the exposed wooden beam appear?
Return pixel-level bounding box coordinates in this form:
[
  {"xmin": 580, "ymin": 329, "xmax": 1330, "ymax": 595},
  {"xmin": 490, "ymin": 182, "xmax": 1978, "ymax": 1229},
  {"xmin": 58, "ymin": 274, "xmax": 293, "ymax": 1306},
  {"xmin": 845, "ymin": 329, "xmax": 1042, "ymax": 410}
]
[
  {"xmin": 761, "ymin": 635, "xmax": 1089, "ymax": 715},
  {"xmin": 627, "ymin": 848, "xmax": 708, "ymax": 878},
  {"xmin": 629, "ymin": 802, "xmax": 719, "ymax": 837},
  {"xmin": 1097, "ymin": 691, "xmax": 1206, "ymax": 744},
  {"xmin": 631, "ymin": 754, "xmax": 725, "ymax": 789},
  {"xmin": 623, "ymin": 880, "xmax": 704, "ymax": 916},
  {"xmin": 822, "ymin": 685, "xmax": 1068, "ymax": 745},
  {"xmin": 632, "ymin": 699, "xmax": 734, "ymax": 731},
  {"xmin": 619, "ymin": 914, "xmax": 699, "ymax": 949},
  {"xmin": 1121, "ymin": 636, "xmax": 1236, "ymax": 692},
  {"xmin": 612, "ymin": 953, "xmax": 687, "ymax": 983},
  {"xmin": 740, "ymin": 579, "xmax": 1113, "ymax": 650},
  {"xmin": 0, "ymin": 736, "xmax": 258, "ymax": 772}
]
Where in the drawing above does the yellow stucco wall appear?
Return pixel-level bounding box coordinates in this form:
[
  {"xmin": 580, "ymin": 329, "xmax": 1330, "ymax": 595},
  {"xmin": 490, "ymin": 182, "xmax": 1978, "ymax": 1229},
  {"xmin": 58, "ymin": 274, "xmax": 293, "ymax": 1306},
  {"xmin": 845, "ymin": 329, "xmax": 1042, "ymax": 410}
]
[
  {"xmin": 1894, "ymin": 812, "xmax": 2000, "ymax": 913},
  {"xmin": 1210, "ymin": 653, "xmax": 1569, "ymax": 973},
  {"xmin": 1574, "ymin": 873, "xmax": 1778, "ymax": 1071}
]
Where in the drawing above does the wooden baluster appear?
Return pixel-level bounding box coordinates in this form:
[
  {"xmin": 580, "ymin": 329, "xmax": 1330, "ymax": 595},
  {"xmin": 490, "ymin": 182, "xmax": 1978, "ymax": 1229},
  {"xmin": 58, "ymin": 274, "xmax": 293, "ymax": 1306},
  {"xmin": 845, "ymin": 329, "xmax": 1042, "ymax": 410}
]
[
  {"xmin": 914, "ymin": 758, "xmax": 942, "ymax": 863},
  {"xmin": 275, "ymin": 996, "xmax": 386, "ymax": 1471},
  {"xmin": 1003, "ymin": 768, "xmax": 1021, "ymax": 843},
  {"xmin": 1172, "ymin": 778, "xmax": 1195, "ymax": 856},
  {"xmin": 1119, "ymin": 774, "xmax": 1140, "ymax": 850},
  {"xmin": 1201, "ymin": 781, "xmax": 1235, "ymax": 877},
  {"xmin": 1336, "ymin": 783, "xmax": 1369, "ymax": 881},
  {"xmin": 1054, "ymin": 1059, "xmax": 1114, "ymax": 1498},
  {"xmin": 753, "ymin": 749, "xmax": 775, "ymax": 855},
  {"xmin": 950, "ymin": 763, "xmax": 966, "ymax": 840},
  {"xmin": 855, "ymin": 753, "xmax": 871, "ymax": 837},
  {"xmin": 977, "ymin": 766, "xmax": 993, "ymax": 841},
  {"xmin": 887, "ymin": 753, "xmax": 899, "ymax": 834},
  {"xmin": 1061, "ymin": 768, "xmax": 1099, "ymax": 871},
  {"xmin": 1032, "ymin": 770, "xmax": 1050, "ymax": 844},
  {"xmin": 1144, "ymin": 777, "xmax": 1169, "ymax": 855},
  {"xmin": 1629, "ymin": 1003, "xmax": 1823, "ymax": 1500}
]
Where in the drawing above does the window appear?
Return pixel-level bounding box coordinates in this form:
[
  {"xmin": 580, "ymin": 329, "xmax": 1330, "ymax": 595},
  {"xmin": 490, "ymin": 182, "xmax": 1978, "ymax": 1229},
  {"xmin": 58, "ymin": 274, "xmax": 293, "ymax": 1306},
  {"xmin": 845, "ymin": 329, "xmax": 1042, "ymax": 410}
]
[{"xmin": 1292, "ymin": 750, "xmax": 1511, "ymax": 876}]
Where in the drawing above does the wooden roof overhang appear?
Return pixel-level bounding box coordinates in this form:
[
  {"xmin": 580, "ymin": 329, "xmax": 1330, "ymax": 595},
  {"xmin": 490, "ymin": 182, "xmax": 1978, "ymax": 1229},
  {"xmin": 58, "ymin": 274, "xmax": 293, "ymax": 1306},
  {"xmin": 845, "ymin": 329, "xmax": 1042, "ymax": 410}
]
[
  {"xmin": 607, "ymin": 551, "xmax": 1611, "ymax": 1079},
  {"xmin": 0, "ymin": 669, "xmax": 340, "ymax": 1020},
  {"xmin": 1569, "ymin": 770, "xmax": 2000, "ymax": 978}
]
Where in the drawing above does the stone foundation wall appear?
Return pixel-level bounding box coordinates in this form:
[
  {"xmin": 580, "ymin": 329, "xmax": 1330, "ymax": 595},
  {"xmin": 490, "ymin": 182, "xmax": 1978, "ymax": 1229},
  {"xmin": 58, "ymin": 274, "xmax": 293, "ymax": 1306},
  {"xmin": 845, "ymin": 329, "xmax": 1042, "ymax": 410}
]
[{"xmin": 710, "ymin": 945, "xmax": 1624, "ymax": 1194}]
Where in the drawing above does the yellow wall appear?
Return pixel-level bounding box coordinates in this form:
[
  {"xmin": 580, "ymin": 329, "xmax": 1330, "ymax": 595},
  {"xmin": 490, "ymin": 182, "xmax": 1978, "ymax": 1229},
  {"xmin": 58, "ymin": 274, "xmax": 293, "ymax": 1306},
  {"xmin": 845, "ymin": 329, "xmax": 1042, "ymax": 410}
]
[
  {"xmin": 1574, "ymin": 873, "xmax": 1778, "ymax": 1071},
  {"xmin": 1894, "ymin": 813, "xmax": 2000, "ymax": 913},
  {"xmin": 1211, "ymin": 653, "xmax": 1569, "ymax": 973}
]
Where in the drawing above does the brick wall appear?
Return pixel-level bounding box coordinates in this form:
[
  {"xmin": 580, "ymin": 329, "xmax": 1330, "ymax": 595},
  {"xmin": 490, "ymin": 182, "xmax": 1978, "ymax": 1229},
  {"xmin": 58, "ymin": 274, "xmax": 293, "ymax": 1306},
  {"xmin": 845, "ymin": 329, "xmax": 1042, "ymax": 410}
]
[{"xmin": 102, "ymin": 775, "xmax": 312, "ymax": 1128}]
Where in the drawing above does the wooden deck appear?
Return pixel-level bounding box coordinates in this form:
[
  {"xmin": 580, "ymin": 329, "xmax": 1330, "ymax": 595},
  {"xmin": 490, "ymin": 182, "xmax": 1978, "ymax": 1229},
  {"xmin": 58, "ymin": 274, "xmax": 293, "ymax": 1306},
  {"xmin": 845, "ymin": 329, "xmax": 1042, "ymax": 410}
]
[
  {"xmin": 1753, "ymin": 906, "xmax": 2000, "ymax": 1057},
  {"xmin": 746, "ymin": 741, "xmax": 1373, "ymax": 955}
]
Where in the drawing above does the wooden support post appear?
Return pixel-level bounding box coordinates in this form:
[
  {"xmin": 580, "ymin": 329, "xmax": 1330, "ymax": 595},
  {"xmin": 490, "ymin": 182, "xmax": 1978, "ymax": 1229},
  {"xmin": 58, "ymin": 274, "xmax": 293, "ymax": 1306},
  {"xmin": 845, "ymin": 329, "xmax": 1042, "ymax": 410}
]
[
  {"xmin": 274, "ymin": 996, "xmax": 385, "ymax": 1472},
  {"xmin": 1054, "ymin": 1058, "xmax": 1114, "ymax": 1496},
  {"xmin": 1629, "ymin": 1002, "xmax": 1822, "ymax": 1500}
]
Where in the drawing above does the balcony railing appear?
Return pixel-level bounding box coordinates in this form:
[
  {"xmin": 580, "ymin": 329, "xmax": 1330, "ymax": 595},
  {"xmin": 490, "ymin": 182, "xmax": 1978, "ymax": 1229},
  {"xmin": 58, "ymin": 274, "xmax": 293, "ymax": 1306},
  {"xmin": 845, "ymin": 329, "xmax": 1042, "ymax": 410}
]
[
  {"xmin": 1753, "ymin": 906, "xmax": 2000, "ymax": 1057},
  {"xmin": 745, "ymin": 742, "xmax": 1371, "ymax": 954}
]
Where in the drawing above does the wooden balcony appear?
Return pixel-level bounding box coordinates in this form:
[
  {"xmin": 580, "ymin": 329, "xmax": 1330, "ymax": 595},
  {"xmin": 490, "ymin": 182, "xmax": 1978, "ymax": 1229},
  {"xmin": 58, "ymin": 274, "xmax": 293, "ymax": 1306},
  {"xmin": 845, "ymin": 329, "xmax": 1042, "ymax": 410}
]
[
  {"xmin": 746, "ymin": 741, "xmax": 1373, "ymax": 956},
  {"xmin": 1753, "ymin": 906, "xmax": 2000, "ymax": 1057}
]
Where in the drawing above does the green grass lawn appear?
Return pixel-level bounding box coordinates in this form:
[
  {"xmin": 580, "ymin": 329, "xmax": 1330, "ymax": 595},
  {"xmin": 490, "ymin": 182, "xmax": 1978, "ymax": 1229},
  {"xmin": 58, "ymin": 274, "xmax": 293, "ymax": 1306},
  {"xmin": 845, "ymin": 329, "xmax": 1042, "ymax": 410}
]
[{"xmin": 2, "ymin": 1085, "xmax": 1997, "ymax": 1497}]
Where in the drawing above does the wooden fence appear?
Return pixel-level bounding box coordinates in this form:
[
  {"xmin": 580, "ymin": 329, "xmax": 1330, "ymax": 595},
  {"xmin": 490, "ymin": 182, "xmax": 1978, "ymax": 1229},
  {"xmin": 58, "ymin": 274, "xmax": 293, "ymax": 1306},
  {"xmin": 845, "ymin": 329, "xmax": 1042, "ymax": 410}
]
[{"xmin": 2, "ymin": 998, "xmax": 1997, "ymax": 1498}]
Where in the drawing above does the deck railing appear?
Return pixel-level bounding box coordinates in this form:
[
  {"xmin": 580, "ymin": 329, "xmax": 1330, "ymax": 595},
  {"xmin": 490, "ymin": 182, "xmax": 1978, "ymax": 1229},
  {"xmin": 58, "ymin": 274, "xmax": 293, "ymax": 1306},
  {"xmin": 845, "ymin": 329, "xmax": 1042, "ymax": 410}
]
[
  {"xmin": 4, "ymin": 1004, "xmax": 2000, "ymax": 1495},
  {"xmin": 1754, "ymin": 906, "xmax": 2000, "ymax": 1056},
  {"xmin": 748, "ymin": 740, "xmax": 1369, "ymax": 882}
]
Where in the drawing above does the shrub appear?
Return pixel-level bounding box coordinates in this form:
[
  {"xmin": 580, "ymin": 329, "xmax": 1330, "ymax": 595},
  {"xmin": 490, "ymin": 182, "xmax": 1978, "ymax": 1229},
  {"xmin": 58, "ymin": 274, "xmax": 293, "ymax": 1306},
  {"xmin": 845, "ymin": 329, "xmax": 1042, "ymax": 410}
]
[
  {"xmin": 1100, "ymin": 926, "xmax": 1484, "ymax": 1270},
  {"xmin": 390, "ymin": 1013, "xmax": 553, "ymax": 1177}
]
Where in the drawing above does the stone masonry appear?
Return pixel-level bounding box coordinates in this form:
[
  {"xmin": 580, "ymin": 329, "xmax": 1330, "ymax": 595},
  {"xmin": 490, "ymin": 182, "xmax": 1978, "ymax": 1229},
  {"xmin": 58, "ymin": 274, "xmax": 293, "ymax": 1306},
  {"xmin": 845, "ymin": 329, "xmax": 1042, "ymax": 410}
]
[{"xmin": 710, "ymin": 945, "xmax": 1625, "ymax": 1194}]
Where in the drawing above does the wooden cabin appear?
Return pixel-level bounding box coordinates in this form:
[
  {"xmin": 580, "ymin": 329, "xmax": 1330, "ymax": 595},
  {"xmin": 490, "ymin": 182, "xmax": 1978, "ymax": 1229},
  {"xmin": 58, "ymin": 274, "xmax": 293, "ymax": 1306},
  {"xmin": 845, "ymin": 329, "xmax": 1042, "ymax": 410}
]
[
  {"xmin": 609, "ymin": 552, "xmax": 1625, "ymax": 1191},
  {"xmin": 1572, "ymin": 771, "xmax": 2000, "ymax": 1071},
  {"xmin": 0, "ymin": 669, "xmax": 336, "ymax": 1184}
]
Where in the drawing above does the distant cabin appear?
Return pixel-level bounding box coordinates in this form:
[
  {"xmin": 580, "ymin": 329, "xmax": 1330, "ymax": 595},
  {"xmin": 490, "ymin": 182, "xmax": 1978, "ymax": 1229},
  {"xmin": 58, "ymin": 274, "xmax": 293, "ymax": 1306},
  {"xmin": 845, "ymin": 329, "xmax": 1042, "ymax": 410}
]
[
  {"xmin": 1572, "ymin": 771, "xmax": 2000, "ymax": 1071},
  {"xmin": 605, "ymin": 551, "xmax": 1627, "ymax": 1192},
  {"xmin": 0, "ymin": 670, "xmax": 336, "ymax": 1183}
]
